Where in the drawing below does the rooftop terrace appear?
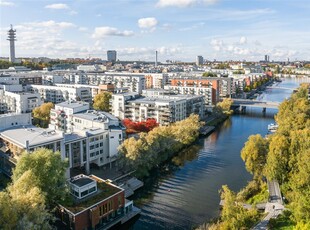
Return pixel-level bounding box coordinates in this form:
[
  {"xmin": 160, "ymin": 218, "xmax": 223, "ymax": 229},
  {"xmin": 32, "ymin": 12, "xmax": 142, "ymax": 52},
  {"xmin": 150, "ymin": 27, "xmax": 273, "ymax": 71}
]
[{"xmin": 60, "ymin": 175, "xmax": 123, "ymax": 215}]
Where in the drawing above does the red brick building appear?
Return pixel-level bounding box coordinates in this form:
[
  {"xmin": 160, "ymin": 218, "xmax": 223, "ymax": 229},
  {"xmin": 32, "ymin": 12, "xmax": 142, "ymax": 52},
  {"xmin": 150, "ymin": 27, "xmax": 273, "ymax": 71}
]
[{"xmin": 58, "ymin": 175, "xmax": 139, "ymax": 230}]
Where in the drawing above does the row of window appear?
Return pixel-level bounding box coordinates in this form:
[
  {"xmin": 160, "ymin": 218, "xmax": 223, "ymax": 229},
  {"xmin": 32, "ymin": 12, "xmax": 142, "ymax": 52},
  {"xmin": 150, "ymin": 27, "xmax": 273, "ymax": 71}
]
[{"xmin": 99, "ymin": 200, "xmax": 114, "ymax": 216}]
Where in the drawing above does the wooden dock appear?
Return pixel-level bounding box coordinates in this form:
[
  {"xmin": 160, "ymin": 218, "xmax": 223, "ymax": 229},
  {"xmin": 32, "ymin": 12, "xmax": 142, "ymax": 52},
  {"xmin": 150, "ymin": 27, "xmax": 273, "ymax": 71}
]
[{"xmin": 199, "ymin": 126, "xmax": 215, "ymax": 136}]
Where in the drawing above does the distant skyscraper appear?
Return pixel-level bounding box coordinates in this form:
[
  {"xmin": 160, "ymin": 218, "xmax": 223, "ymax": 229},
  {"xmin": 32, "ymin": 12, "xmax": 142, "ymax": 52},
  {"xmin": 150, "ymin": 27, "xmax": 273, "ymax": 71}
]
[
  {"xmin": 264, "ymin": 55, "xmax": 270, "ymax": 62},
  {"xmin": 196, "ymin": 55, "xmax": 203, "ymax": 66},
  {"xmin": 7, "ymin": 25, "xmax": 16, "ymax": 63},
  {"xmin": 155, "ymin": 50, "xmax": 158, "ymax": 67},
  {"xmin": 107, "ymin": 50, "xmax": 117, "ymax": 63}
]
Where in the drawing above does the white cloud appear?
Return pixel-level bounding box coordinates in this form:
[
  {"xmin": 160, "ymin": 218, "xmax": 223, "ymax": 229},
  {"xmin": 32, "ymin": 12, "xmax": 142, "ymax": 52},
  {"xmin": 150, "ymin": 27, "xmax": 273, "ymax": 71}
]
[
  {"xmin": 179, "ymin": 22, "xmax": 205, "ymax": 31},
  {"xmin": 69, "ymin": 10, "xmax": 78, "ymax": 15},
  {"xmin": 254, "ymin": 40, "xmax": 262, "ymax": 46},
  {"xmin": 45, "ymin": 3, "xmax": 69, "ymax": 10},
  {"xmin": 117, "ymin": 45, "xmax": 183, "ymax": 61},
  {"xmin": 78, "ymin": 27, "xmax": 88, "ymax": 32},
  {"xmin": 92, "ymin": 27, "xmax": 134, "ymax": 39},
  {"xmin": 210, "ymin": 37, "xmax": 300, "ymax": 60},
  {"xmin": 156, "ymin": 0, "xmax": 219, "ymax": 8},
  {"xmin": 138, "ymin": 17, "xmax": 158, "ymax": 29},
  {"xmin": 24, "ymin": 20, "xmax": 76, "ymax": 29},
  {"xmin": 239, "ymin": 36, "xmax": 247, "ymax": 45},
  {"xmin": 0, "ymin": 1, "xmax": 15, "ymax": 6}
]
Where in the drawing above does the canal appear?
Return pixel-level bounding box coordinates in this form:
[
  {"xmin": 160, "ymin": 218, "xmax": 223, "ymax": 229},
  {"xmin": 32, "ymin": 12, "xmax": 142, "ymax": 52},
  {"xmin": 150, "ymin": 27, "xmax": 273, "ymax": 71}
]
[{"xmin": 132, "ymin": 78, "xmax": 309, "ymax": 230}]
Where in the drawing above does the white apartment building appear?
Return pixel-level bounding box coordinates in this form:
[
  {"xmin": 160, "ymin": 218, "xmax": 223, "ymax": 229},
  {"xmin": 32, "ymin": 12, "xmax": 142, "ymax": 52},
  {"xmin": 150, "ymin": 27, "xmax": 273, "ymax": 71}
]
[
  {"xmin": 28, "ymin": 84, "xmax": 92, "ymax": 104},
  {"xmin": 110, "ymin": 93, "xmax": 140, "ymax": 119},
  {"xmin": 111, "ymin": 91, "xmax": 205, "ymax": 125},
  {"xmin": 0, "ymin": 73, "xmax": 42, "ymax": 85},
  {"xmin": 49, "ymin": 101, "xmax": 90, "ymax": 133},
  {"xmin": 164, "ymin": 85, "xmax": 213, "ymax": 106},
  {"xmin": 0, "ymin": 105, "xmax": 125, "ymax": 177},
  {"xmin": 42, "ymin": 74, "xmax": 64, "ymax": 85},
  {"xmin": 0, "ymin": 113, "xmax": 32, "ymax": 131},
  {"xmin": 77, "ymin": 65, "xmax": 100, "ymax": 72},
  {"xmin": 145, "ymin": 73, "xmax": 169, "ymax": 89},
  {"xmin": 85, "ymin": 73, "xmax": 146, "ymax": 94},
  {"xmin": 0, "ymin": 90, "xmax": 42, "ymax": 114},
  {"xmin": 49, "ymin": 101, "xmax": 124, "ymax": 171}
]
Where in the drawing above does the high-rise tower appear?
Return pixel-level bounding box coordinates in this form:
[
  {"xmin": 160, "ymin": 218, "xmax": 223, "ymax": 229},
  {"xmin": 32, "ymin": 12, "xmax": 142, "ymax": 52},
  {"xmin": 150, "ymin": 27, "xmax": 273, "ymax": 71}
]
[
  {"xmin": 107, "ymin": 50, "xmax": 117, "ymax": 63},
  {"xmin": 7, "ymin": 25, "xmax": 16, "ymax": 63}
]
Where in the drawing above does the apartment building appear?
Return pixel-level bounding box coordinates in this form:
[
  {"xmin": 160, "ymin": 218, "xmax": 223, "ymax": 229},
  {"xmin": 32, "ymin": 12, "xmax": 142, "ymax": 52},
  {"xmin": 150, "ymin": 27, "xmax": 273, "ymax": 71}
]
[
  {"xmin": 0, "ymin": 89, "xmax": 42, "ymax": 114},
  {"xmin": 28, "ymin": 84, "xmax": 92, "ymax": 103},
  {"xmin": 0, "ymin": 73, "xmax": 42, "ymax": 85},
  {"xmin": 49, "ymin": 101, "xmax": 125, "ymax": 170},
  {"xmin": 145, "ymin": 73, "xmax": 169, "ymax": 89},
  {"xmin": 169, "ymin": 76, "xmax": 235, "ymax": 104},
  {"xmin": 57, "ymin": 174, "xmax": 139, "ymax": 230},
  {"xmin": 169, "ymin": 77, "xmax": 219, "ymax": 105},
  {"xmin": 111, "ymin": 91, "xmax": 205, "ymax": 125},
  {"xmin": 0, "ymin": 102, "xmax": 125, "ymax": 176},
  {"xmin": 84, "ymin": 73, "xmax": 146, "ymax": 94}
]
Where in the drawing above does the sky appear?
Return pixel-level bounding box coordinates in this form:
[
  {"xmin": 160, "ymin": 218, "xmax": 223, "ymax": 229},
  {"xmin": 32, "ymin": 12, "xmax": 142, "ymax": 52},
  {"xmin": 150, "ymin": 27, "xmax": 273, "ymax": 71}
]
[{"xmin": 0, "ymin": 0, "xmax": 309, "ymax": 62}]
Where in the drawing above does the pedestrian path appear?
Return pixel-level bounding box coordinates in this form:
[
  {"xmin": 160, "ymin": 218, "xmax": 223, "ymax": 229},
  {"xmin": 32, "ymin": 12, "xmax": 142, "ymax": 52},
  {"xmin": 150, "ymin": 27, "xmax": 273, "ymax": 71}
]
[{"xmin": 252, "ymin": 180, "xmax": 284, "ymax": 230}]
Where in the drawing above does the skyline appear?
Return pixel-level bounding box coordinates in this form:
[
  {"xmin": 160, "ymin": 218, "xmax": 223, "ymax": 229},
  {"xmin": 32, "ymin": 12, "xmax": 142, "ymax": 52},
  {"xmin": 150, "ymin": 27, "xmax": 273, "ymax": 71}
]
[{"xmin": 0, "ymin": 0, "xmax": 309, "ymax": 62}]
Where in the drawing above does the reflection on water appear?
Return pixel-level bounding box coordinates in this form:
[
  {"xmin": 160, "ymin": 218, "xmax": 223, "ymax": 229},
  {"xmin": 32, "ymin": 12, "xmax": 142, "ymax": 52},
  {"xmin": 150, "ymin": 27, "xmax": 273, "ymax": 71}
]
[{"xmin": 132, "ymin": 78, "xmax": 309, "ymax": 230}]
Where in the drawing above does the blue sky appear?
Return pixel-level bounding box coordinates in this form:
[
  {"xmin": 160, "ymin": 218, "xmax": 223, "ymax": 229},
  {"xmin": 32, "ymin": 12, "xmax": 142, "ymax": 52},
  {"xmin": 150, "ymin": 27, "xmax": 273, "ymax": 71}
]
[{"xmin": 1, "ymin": 0, "xmax": 309, "ymax": 61}]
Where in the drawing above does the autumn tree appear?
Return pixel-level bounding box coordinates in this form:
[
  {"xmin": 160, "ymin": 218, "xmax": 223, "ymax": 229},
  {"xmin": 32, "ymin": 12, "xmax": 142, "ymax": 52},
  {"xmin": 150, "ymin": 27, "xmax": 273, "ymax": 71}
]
[
  {"xmin": 32, "ymin": 102, "xmax": 54, "ymax": 128},
  {"xmin": 12, "ymin": 148, "xmax": 68, "ymax": 207},
  {"xmin": 216, "ymin": 98, "xmax": 234, "ymax": 115},
  {"xmin": 0, "ymin": 170, "xmax": 52, "ymax": 229},
  {"xmin": 264, "ymin": 134, "xmax": 290, "ymax": 182},
  {"xmin": 206, "ymin": 185, "xmax": 259, "ymax": 230},
  {"xmin": 119, "ymin": 114, "xmax": 201, "ymax": 177},
  {"xmin": 93, "ymin": 92, "xmax": 112, "ymax": 112},
  {"xmin": 241, "ymin": 134, "xmax": 269, "ymax": 180}
]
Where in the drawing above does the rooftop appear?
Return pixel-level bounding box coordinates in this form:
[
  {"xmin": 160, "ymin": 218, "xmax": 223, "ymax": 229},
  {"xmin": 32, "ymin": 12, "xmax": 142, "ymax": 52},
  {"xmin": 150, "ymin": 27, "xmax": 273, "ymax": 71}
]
[
  {"xmin": 73, "ymin": 110, "xmax": 118, "ymax": 123},
  {"xmin": 60, "ymin": 175, "xmax": 123, "ymax": 214},
  {"xmin": 55, "ymin": 101, "xmax": 89, "ymax": 109},
  {"xmin": 0, "ymin": 125, "xmax": 63, "ymax": 148},
  {"xmin": 70, "ymin": 175, "xmax": 95, "ymax": 187}
]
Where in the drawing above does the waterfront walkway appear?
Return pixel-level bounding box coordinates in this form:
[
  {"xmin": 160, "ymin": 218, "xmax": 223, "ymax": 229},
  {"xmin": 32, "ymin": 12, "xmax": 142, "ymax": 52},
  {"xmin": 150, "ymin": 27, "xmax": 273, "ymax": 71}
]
[{"xmin": 252, "ymin": 180, "xmax": 284, "ymax": 230}]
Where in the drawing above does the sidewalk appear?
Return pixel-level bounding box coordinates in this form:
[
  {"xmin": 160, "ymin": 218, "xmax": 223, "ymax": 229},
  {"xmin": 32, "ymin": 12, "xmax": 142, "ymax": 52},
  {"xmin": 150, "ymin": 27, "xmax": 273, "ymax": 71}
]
[{"xmin": 252, "ymin": 203, "xmax": 284, "ymax": 230}]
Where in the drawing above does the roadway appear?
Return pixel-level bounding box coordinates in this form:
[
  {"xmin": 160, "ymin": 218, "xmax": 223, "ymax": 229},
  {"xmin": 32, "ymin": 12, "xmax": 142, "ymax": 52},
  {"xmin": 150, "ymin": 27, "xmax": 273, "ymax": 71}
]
[{"xmin": 232, "ymin": 99, "xmax": 280, "ymax": 109}]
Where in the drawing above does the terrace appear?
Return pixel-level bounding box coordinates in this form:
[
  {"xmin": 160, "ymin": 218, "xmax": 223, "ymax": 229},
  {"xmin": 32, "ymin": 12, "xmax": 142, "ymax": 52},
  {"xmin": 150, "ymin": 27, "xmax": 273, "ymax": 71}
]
[{"xmin": 60, "ymin": 175, "xmax": 122, "ymax": 214}]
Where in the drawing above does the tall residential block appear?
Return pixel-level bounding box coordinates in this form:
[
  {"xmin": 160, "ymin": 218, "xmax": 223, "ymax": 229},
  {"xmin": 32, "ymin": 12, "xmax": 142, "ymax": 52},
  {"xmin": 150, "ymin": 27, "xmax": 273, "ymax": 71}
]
[
  {"xmin": 196, "ymin": 56, "xmax": 203, "ymax": 66},
  {"xmin": 107, "ymin": 50, "xmax": 117, "ymax": 63}
]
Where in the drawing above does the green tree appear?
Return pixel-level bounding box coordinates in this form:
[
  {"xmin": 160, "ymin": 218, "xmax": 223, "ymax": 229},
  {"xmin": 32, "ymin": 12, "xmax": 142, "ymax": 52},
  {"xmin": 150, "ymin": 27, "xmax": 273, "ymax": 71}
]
[
  {"xmin": 0, "ymin": 170, "xmax": 52, "ymax": 229},
  {"xmin": 32, "ymin": 102, "xmax": 54, "ymax": 128},
  {"xmin": 118, "ymin": 115, "xmax": 201, "ymax": 178},
  {"xmin": 12, "ymin": 148, "xmax": 68, "ymax": 207},
  {"xmin": 202, "ymin": 72, "xmax": 217, "ymax": 77},
  {"xmin": 93, "ymin": 92, "xmax": 112, "ymax": 112},
  {"xmin": 264, "ymin": 134, "xmax": 290, "ymax": 182},
  {"xmin": 241, "ymin": 134, "xmax": 269, "ymax": 180},
  {"xmin": 219, "ymin": 185, "xmax": 259, "ymax": 230}
]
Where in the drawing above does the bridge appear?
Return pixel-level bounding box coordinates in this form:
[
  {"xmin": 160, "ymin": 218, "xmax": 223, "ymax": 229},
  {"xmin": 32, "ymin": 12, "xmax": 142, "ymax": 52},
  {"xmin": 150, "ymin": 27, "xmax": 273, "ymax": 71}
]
[
  {"xmin": 232, "ymin": 99, "xmax": 280, "ymax": 111},
  {"xmin": 266, "ymin": 86, "xmax": 295, "ymax": 90}
]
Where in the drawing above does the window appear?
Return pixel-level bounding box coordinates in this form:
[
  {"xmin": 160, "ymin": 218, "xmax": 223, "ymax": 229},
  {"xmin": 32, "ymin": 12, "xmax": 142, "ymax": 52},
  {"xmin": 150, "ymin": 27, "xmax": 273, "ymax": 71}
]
[{"xmin": 81, "ymin": 190, "xmax": 88, "ymax": 197}]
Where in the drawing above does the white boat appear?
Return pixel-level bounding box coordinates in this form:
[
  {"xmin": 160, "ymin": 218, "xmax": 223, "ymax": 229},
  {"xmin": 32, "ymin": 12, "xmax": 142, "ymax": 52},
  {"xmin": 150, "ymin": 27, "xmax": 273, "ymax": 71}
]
[{"xmin": 268, "ymin": 123, "xmax": 278, "ymax": 132}]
